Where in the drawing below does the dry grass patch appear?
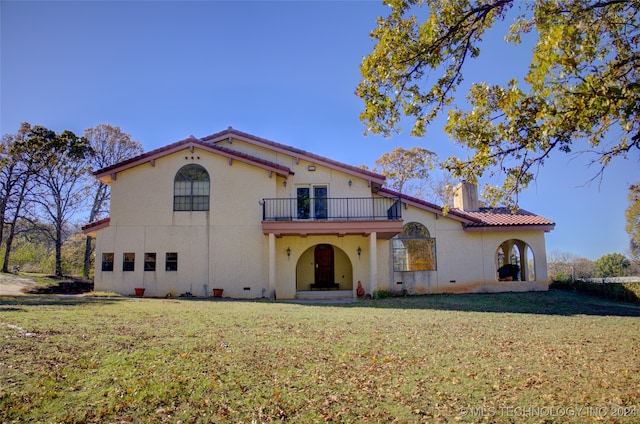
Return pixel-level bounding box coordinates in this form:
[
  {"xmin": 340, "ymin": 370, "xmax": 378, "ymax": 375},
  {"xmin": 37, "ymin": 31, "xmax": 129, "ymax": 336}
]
[{"xmin": 1, "ymin": 291, "xmax": 639, "ymax": 422}]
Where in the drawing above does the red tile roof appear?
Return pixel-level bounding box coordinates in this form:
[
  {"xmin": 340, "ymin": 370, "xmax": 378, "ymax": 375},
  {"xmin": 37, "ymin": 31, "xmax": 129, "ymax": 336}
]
[
  {"xmin": 93, "ymin": 136, "xmax": 292, "ymax": 182},
  {"xmin": 379, "ymin": 187, "xmax": 554, "ymax": 231},
  {"xmin": 81, "ymin": 217, "xmax": 110, "ymax": 235},
  {"xmin": 459, "ymin": 207, "xmax": 555, "ymax": 231}
]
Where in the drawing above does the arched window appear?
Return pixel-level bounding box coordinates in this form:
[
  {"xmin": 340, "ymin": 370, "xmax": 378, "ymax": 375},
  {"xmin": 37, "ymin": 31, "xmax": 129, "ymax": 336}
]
[
  {"xmin": 392, "ymin": 222, "xmax": 437, "ymax": 271},
  {"xmin": 174, "ymin": 164, "xmax": 210, "ymax": 211}
]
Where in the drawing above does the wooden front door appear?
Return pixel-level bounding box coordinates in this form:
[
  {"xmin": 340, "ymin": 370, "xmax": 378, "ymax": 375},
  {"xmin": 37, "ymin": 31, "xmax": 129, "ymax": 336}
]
[{"xmin": 314, "ymin": 244, "xmax": 334, "ymax": 287}]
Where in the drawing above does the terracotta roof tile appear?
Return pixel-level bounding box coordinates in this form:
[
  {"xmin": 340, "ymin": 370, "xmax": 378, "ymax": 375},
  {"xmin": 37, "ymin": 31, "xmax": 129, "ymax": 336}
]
[
  {"xmin": 379, "ymin": 186, "xmax": 554, "ymax": 231},
  {"xmin": 93, "ymin": 136, "xmax": 292, "ymax": 179},
  {"xmin": 81, "ymin": 217, "xmax": 110, "ymax": 234},
  {"xmin": 460, "ymin": 207, "xmax": 555, "ymax": 227}
]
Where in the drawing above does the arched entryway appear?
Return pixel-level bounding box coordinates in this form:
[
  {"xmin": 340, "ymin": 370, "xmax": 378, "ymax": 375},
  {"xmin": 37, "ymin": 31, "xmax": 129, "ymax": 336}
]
[
  {"xmin": 496, "ymin": 239, "xmax": 535, "ymax": 281},
  {"xmin": 296, "ymin": 244, "xmax": 353, "ymax": 292}
]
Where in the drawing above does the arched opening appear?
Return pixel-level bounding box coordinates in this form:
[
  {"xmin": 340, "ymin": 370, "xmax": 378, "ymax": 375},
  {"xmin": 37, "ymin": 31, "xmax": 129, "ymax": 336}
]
[
  {"xmin": 392, "ymin": 222, "xmax": 437, "ymax": 271},
  {"xmin": 296, "ymin": 244, "xmax": 353, "ymax": 291},
  {"xmin": 496, "ymin": 239, "xmax": 535, "ymax": 281}
]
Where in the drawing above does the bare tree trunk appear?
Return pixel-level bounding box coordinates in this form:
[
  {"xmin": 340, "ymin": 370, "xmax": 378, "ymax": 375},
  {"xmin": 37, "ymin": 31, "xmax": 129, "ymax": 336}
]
[
  {"xmin": 1, "ymin": 227, "xmax": 15, "ymax": 273},
  {"xmin": 83, "ymin": 235, "xmax": 93, "ymax": 278},
  {"xmin": 55, "ymin": 223, "xmax": 63, "ymax": 277}
]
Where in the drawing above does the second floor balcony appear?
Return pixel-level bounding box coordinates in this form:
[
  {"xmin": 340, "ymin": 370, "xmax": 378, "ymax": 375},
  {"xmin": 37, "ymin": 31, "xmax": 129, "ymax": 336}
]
[
  {"xmin": 262, "ymin": 196, "xmax": 402, "ymax": 221},
  {"xmin": 261, "ymin": 197, "xmax": 403, "ymax": 239}
]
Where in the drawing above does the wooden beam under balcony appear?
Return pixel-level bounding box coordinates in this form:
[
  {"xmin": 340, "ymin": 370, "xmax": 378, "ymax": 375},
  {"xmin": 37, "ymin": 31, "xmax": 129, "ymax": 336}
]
[{"xmin": 262, "ymin": 219, "xmax": 403, "ymax": 240}]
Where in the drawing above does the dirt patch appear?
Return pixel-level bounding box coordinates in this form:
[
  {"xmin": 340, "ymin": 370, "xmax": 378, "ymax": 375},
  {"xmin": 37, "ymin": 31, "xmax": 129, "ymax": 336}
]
[
  {"xmin": 0, "ymin": 274, "xmax": 94, "ymax": 295},
  {"xmin": 0, "ymin": 274, "xmax": 37, "ymax": 296}
]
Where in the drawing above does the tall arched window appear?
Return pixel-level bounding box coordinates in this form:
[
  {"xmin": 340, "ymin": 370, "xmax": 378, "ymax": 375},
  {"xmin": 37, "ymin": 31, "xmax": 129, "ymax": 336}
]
[
  {"xmin": 174, "ymin": 164, "xmax": 210, "ymax": 211},
  {"xmin": 392, "ymin": 222, "xmax": 437, "ymax": 271}
]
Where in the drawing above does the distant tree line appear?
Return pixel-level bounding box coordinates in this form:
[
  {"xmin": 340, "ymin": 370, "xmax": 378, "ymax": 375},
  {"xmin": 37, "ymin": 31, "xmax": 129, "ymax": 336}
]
[
  {"xmin": 548, "ymin": 251, "xmax": 639, "ymax": 281},
  {"xmin": 0, "ymin": 123, "xmax": 143, "ymax": 277}
]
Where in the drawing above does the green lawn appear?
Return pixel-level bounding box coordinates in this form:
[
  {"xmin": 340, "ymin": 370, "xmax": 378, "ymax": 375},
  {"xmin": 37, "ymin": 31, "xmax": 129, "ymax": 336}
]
[{"xmin": 1, "ymin": 291, "xmax": 639, "ymax": 423}]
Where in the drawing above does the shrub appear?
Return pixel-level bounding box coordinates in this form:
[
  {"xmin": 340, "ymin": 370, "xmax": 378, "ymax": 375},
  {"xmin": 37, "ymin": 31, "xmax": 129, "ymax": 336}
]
[{"xmin": 550, "ymin": 280, "xmax": 640, "ymax": 304}]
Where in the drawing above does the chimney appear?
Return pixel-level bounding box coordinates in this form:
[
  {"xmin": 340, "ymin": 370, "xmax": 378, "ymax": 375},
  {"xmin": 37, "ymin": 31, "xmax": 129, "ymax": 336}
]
[{"xmin": 453, "ymin": 181, "xmax": 480, "ymax": 211}]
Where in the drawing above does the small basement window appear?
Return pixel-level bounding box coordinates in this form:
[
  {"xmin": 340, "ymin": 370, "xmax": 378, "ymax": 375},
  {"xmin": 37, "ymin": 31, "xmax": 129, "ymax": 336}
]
[
  {"xmin": 102, "ymin": 253, "xmax": 114, "ymax": 272},
  {"xmin": 166, "ymin": 252, "xmax": 178, "ymax": 271},
  {"xmin": 144, "ymin": 253, "xmax": 156, "ymax": 271},
  {"xmin": 123, "ymin": 253, "xmax": 135, "ymax": 272}
]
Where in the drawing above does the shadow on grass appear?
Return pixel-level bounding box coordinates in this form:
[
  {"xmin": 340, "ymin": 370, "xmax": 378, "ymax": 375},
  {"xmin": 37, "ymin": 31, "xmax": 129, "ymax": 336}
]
[
  {"xmin": 0, "ymin": 294, "xmax": 124, "ymax": 310},
  {"xmin": 4, "ymin": 290, "xmax": 640, "ymax": 318},
  {"xmin": 329, "ymin": 289, "xmax": 640, "ymax": 317}
]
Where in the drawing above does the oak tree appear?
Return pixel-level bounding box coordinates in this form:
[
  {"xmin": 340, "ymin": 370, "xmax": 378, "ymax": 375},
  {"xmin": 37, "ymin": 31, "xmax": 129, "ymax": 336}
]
[
  {"xmin": 29, "ymin": 125, "xmax": 93, "ymax": 276},
  {"xmin": 357, "ymin": 0, "xmax": 639, "ymax": 207},
  {"xmin": 1, "ymin": 123, "xmax": 88, "ymax": 273},
  {"xmin": 373, "ymin": 146, "xmax": 437, "ymax": 195}
]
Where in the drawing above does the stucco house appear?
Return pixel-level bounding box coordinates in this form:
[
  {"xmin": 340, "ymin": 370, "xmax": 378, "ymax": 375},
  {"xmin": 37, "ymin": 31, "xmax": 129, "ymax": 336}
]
[{"xmin": 82, "ymin": 127, "xmax": 555, "ymax": 299}]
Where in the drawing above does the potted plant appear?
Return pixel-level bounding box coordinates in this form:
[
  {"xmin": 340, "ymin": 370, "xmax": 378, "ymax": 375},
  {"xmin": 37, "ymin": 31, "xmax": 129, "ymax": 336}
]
[
  {"xmin": 134, "ymin": 287, "xmax": 145, "ymax": 297},
  {"xmin": 212, "ymin": 288, "xmax": 223, "ymax": 298}
]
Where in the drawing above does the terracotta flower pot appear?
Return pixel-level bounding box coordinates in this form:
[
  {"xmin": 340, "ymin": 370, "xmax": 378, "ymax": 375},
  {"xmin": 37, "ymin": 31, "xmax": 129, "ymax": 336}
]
[
  {"xmin": 134, "ymin": 288, "xmax": 145, "ymax": 297},
  {"xmin": 212, "ymin": 288, "xmax": 223, "ymax": 298}
]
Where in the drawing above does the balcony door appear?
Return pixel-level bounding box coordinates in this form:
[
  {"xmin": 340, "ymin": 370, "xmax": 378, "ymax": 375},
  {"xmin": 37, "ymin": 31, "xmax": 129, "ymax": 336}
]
[
  {"xmin": 297, "ymin": 185, "xmax": 327, "ymax": 220},
  {"xmin": 314, "ymin": 186, "xmax": 327, "ymax": 219}
]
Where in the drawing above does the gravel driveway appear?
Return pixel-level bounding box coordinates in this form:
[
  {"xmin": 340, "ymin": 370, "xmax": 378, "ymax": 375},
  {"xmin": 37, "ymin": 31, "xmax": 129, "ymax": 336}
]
[{"xmin": 0, "ymin": 273, "xmax": 36, "ymax": 295}]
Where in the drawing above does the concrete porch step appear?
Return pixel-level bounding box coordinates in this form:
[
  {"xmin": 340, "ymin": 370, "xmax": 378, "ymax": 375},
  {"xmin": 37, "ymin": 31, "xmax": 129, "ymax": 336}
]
[{"xmin": 296, "ymin": 290, "xmax": 354, "ymax": 300}]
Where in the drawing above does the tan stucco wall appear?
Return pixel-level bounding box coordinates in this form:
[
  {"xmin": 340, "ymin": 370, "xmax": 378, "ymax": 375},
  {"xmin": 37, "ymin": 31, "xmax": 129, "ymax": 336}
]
[
  {"xmin": 94, "ymin": 139, "xmax": 550, "ymax": 299},
  {"xmin": 383, "ymin": 204, "xmax": 549, "ymax": 295},
  {"xmin": 222, "ymin": 138, "xmax": 374, "ymax": 199},
  {"xmin": 95, "ymin": 147, "xmax": 276, "ymax": 298}
]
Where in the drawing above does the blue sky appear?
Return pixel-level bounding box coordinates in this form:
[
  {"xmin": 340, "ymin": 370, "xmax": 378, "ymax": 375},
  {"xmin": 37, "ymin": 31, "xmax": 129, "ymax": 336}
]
[{"xmin": 1, "ymin": 0, "xmax": 637, "ymax": 260}]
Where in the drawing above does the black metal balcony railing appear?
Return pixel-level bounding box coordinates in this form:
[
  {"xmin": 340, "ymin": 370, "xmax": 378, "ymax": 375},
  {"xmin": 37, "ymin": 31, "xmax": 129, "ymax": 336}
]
[{"xmin": 262, "ymin": 197, "xmax": 401, "ymax": 221}]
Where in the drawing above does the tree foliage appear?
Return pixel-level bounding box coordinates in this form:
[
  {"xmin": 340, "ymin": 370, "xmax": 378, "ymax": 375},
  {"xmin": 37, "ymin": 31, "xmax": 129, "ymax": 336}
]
[
  {"xmin": 2, "ymin": 123, "xmax": 84, "ymax": 273},
  {"xmin": 1, "ymin": 122, "xmax": 142, "ymax": 277},
  {"xmin": 1, "ymin": 123, "xmax": 93, "ymax": 275},
  {"xmin": 593, "ymin": 252, "xmax": 631, "ymax": 278},
  {"xmin": 30, "ymin": 126, "xmax": 93, "ymax": 277},
  {"xmin": 626, "ymin": 183, "xmax": 640, "ymax": 259},
  {"xmin": 357, "ymin": 0, "xmax": 639, "ymax": 208},
  {"xmin": 373, "ymin": 146, "xmax": 437, "ymax": 194}
]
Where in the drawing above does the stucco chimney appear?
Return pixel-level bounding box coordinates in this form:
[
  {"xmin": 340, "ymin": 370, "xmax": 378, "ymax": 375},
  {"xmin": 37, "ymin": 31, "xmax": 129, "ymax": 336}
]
[{"xmin": 453, "ymin": 181, "xmax": 480, "ymax": 211}]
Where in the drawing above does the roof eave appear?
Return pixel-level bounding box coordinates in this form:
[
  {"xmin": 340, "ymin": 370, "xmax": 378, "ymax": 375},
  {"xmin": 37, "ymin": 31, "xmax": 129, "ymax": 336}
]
[
  {"xmin": 94, "ymin": 139, "xmax": 292, "ymax": 183},
  {"xmin": 82, "ymin": 217, "xmax": 111, "ymax": 236}
]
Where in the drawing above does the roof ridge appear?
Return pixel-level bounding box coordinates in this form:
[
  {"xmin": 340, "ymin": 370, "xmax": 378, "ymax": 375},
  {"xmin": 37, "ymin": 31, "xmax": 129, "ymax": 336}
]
[{"xmin": 201, "ymin": 127, "xmax": 386, "ymax": 182}]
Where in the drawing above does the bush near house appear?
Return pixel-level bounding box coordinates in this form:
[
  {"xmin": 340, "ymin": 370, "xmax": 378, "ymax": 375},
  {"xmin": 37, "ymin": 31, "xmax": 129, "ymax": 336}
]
[{"xmin": 550, "ymin": 279, "xmax": 640, "ymax": 304}]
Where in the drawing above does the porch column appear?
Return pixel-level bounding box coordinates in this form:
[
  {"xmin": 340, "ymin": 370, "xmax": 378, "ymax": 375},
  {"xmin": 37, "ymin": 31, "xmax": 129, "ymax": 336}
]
[
  {"xmin": 268, "ymin": 233, "xmax": 276, "ymax": 299},
  {"xmin": 516, "ymin": 240, "xmax": 528, "ymax": 281},
  {"xmin": 368, "ymin": 232, "xmax": 377, "ymax": 295}
]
